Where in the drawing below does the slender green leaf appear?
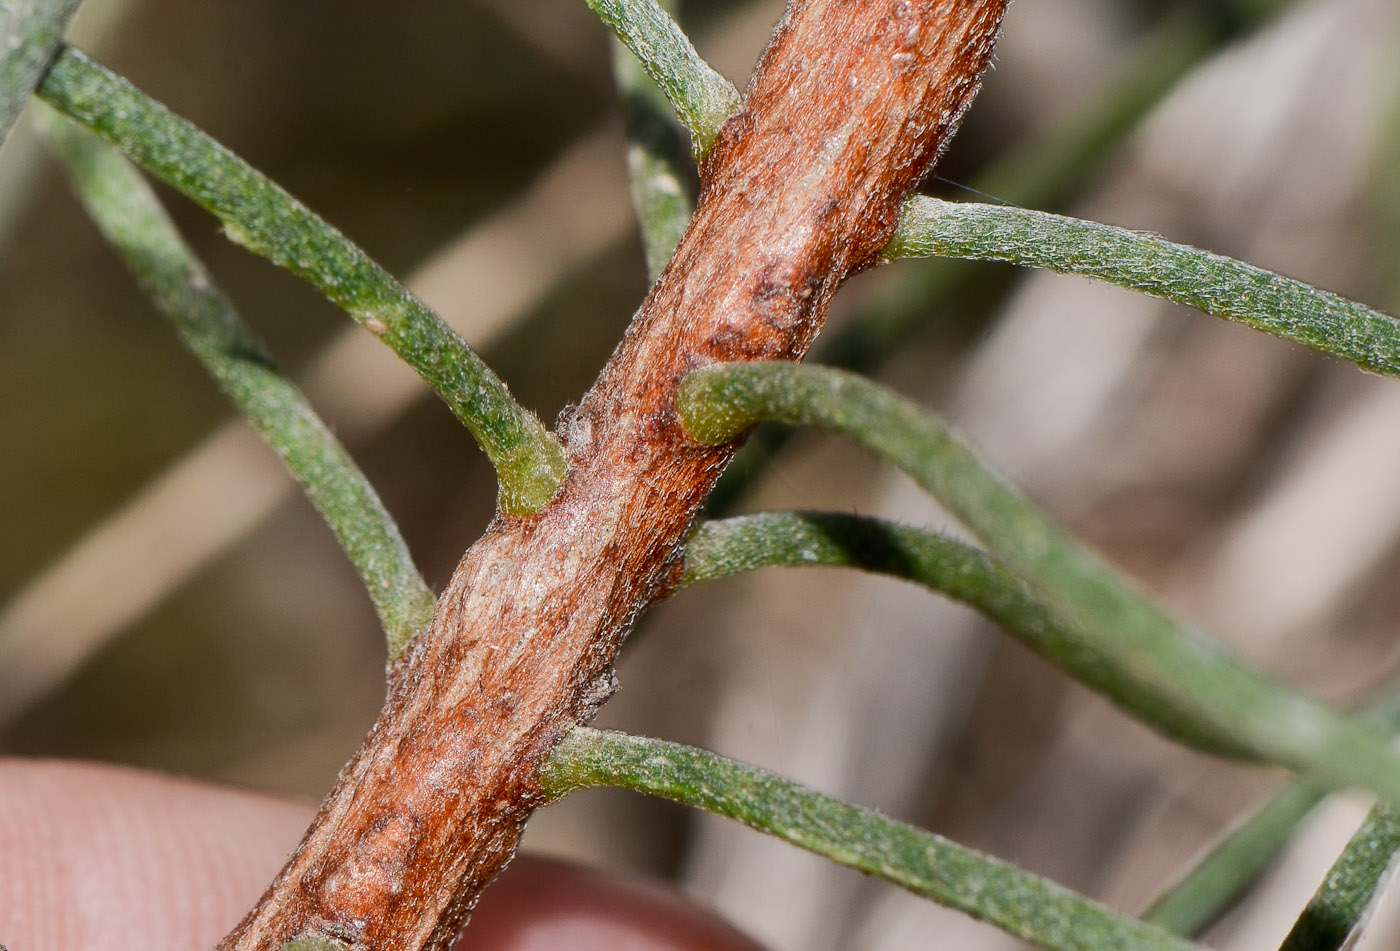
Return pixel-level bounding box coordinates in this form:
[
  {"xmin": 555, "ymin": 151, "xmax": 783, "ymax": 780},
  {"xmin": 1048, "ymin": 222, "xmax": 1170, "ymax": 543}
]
[
  {"xmin": 681, "ymin": 511, "xmax": 1007, "ymax": 589},
  {"xmin": 36, "ymin": 45, "xmax": 566, "ymax": 514},
  {"xmin": 609, "ymin": 0, "xmax": 693, "ymax": 279},
  {"xmin": 583, "ymin": 0, "xmax": 739, "ymax": 158},
  {"xmin": 540, "ymin": 727, "xmax": 1204, "ymax": 951},
  {"xmin": 1145, "ymin": 795, "xmax": 1400, "ymax": 949},
  {"xmin": 1145, "ymin": 684, "xmax": 1400, "ymax": 937},
  {"xmin": 42, "ymin": 111, "xmax": 435, "ymax": 660},
  {"xmin": 680, "ymin": 510, "xmax": 1243, "ymax": 761},
  {"xmin": 677, "ymin": 361, "xmax": 1400, "ymax": 800},
  {"xmin": 1145, "ymin": 783, "xmax": 1330, "ymax": 937},
  {"xmin": 1278, "ymin": 804, "xmax": 1400, "ymax": 951},
  {"xmin": 687, "ymin": 511, "xmax": 1400, "ymax": 942},
  {"xmin": 886, "ymin": 197, "xmax": 1400, "ymax": 380},
  {"xmin": 0, "ymin": 0, "xmax": 81, "ymax": 147}
]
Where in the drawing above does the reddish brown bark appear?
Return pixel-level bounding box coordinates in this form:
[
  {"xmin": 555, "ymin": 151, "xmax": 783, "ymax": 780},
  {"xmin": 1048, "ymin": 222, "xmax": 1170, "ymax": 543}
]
[{"xmin": 219, "ymin": 2, "xmax": 1007, "ymax": 948}]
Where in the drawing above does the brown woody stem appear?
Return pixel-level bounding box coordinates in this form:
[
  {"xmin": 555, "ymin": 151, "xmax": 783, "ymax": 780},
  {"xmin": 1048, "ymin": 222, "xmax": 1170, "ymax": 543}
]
[{"xmin": 217, "ymin": 2, "xmax": 1007, "ymax": 948}]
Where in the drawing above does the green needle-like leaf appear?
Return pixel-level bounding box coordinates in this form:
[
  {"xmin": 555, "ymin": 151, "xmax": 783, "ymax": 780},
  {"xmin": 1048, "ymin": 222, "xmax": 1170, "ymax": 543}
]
[
  {"xmin": 677, "ymin": 361, "xmax": 1400, "ymax": 801},
  {"xmin": 1145, "ymin": 783, "xmax": 1330, "ymax": 938},
  {"xmin": 1277, "ymin": 804, "xmax": 1400, "ymax": 951},
  {"xmin": 540, "ymin": 727, "xmax": 1204, "ymax": 951},
  {"xmin": 681, "ymin": 511, "xmax": 1006, "ymax": 590},
  {"xmin": 610, "ymin": 19, "xmax": 693, "ymax": 279},
  {"xmin": 583, "ymin": 0, "xmax": 740, "ymax": 158},
  {"xmin": 1145, "ymin": 684, "xmax": 1400, "ymax": 938},
  {"xmin": 680, "ymin": 510, "xmax": 1234, "ymax": 758},
  {"xmin": 1144, "ymin": 789, "xmax": 1400, "ymax": 948},
  {"xmin": 687, "ymin": 512, "xmax": 1400, "ymax": 943},
  {"xmin": 0, "ymin": 0, "xmax": 81, "ymax": 147},
  {"xmin": 36, "ymin": 45, "xmax": 566, "ymax": 514},
  {"xmin": 886, "ymin": 197, "xmax": 1400, "ymax": 380},
  {"xmin": 43, "ymin": 111, "xmax": 435, "ymax": 660}
]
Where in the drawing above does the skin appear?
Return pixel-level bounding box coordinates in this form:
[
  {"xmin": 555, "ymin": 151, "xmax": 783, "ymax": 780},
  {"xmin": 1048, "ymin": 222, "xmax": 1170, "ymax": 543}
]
[{"xmin": 0, "ymin": 759, "xmax": 764, "ymax": 951}]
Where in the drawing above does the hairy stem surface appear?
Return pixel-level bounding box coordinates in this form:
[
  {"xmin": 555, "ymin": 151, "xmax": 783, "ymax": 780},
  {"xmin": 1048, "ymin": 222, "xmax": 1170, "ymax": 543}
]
[{"xmin": 216, "ymin": 3, "xmax": 1009, "ymax": 948}]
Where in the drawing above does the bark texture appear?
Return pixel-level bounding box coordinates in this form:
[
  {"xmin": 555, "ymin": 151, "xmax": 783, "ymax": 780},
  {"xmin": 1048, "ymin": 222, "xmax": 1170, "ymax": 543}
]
[{"xmin": 219, "ymin": 1, "xmax": 1008, "ymax": 948}]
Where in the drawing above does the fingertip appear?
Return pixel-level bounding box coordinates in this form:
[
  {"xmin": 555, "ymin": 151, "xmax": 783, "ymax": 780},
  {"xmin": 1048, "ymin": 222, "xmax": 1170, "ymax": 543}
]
[
  {"xmin": 0, "ymin": 758, "xmax": 312, "ymax": 950},
  {"xmin": 0, "ymin": 760, "xmax": 765, "ymax": 951},
  {"xmin": 458, "ymin": 855, "xmax": 767, "ymax": 951}
]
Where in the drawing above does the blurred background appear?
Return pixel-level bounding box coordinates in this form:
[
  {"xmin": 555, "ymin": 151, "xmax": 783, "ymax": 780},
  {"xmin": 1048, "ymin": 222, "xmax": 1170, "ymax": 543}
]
[{"xmin": 2, "ymin": 0, "xmax": 1400, "ymax": 947}]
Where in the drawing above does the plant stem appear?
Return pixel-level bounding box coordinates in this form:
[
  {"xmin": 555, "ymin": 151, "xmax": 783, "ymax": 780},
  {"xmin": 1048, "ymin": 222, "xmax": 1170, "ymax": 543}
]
[
  {"xmin": 540, "ymin": 727, "xmax": 1204, "ymax": 951},
  {"xmin": 0, "ymin": 0, "xmax": 80, "ymax": 146},
  {"xmin": 36, "ymin": 45, "xmax": 567, "ymax": 514},
  {"xmin": 885, "ymin": 197, "xmax": 1400, "ymax": 380},
  {"xmin": 42, "ymin": 112, "xmax": 436, "ymax": 660},
  {"xmin": 214, "ymin": 4, "xmax": 1010, "ymax": 948},
  {"xmin": 677, "ymin": 361, "xmax": 1400, "ymax": 800},
  {"xmin": 609, "ymin": 0, "xmax": 693, "ymax": 279},
  {"xmin": 1277, "ymin": 804, "xmax": 1400, "ymax": 951},
  {"xmin": 583, "ymin": 0, "xmax": 740, "ymax": 158}
]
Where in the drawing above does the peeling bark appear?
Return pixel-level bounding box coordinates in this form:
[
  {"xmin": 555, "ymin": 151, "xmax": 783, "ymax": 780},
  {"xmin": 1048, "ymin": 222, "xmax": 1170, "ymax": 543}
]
[{"xmin": 218, "ymin": 1, "xmax": 1008, "ymax": 948}]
